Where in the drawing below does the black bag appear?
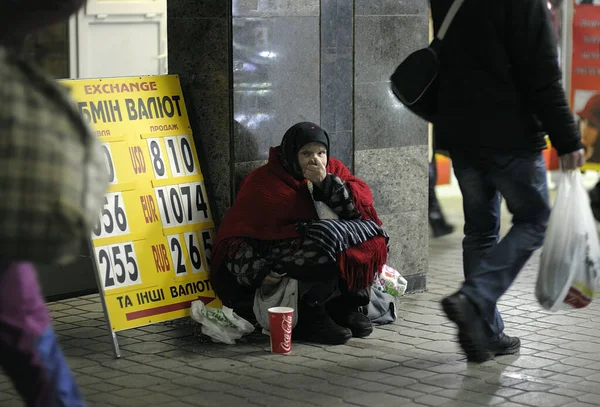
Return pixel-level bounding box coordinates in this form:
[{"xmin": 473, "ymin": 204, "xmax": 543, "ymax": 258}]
[{"xmin": 390, "ymin": 0, "xmax": 464, "ymax": 123}]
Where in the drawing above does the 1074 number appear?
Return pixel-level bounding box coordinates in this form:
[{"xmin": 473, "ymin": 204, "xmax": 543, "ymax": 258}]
[{"xmin": 154, "ymin": 182, "xmax": 210, "ymax": 228}]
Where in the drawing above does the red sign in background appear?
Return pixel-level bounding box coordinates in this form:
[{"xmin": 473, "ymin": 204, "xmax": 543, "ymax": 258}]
[
  {"xmin": 571, "ymin": 4, "xmax": 600, "ymax": 168},
  {"xmin": 571, "ymin": 5, "xmax": 600, "ymax": 100}
]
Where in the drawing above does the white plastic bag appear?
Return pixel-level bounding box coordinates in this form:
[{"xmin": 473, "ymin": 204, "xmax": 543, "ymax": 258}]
[
  {"xmin": 536, "ymin": 171, "xmax": 600, "ymax": 311},
  {"xmin": 253, "ymin": 277, "xmax": 299, "ymax": 331},
  {"xmin": 373, "ymin": 264, "xmax": 408, "ymax": 298},
  {"xmin": 190, "ymin": 301, "xmax": 255, "ymax": 344}
]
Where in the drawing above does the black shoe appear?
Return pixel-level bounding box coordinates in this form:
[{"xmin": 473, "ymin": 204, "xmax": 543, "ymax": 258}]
[
  {"xmin": 293, "ymin": 305, "xmax": 352, "ymax": 345},
  {"xmin": 490, "ymin": 334, "xmax": 520, "ymax": 356},
  {"xmin": 430, "ymin": 217, "xmax": 455, "ymax": 238},
  {"xmin": 441, "ymin": 292, "xmax": 492, "ymax": 362},
  {"xmin": 326, "ymin": 295, "xmax": 374, "ymax": 338},
  {"xmin": 330, "ymin": 310, "xmax": 373, "ymax": 338}
]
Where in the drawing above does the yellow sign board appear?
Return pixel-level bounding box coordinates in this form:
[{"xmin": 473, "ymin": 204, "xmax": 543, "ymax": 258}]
[{"xmin": 60, "ymin": 75, "xmax": 221, "ymax": 332}]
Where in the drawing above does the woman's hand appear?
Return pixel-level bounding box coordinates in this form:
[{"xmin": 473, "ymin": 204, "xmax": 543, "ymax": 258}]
[{"xmin": 303, "ymin": 158, "xmax": 327, "ymax": 188}]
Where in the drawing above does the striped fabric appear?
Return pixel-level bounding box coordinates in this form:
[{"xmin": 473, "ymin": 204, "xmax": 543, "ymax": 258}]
[{"xmin": 299, "ymin": 219, "xmax": 389, "ymax": 263}]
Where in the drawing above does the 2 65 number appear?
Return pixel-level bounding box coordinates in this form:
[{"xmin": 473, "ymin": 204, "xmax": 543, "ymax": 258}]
[
  {"xmin": 168, "ymin": 232, "xmax": 206, "ymax": 276},
  {"xmin": 200, "ymin": 229, "xmax": 214, "ymax": 267}
]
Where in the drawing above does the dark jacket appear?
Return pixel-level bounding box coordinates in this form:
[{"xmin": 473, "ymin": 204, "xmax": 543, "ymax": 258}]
[{"xmin": 431, "ymin": 0, "xmax": 583, "ymax": 156}]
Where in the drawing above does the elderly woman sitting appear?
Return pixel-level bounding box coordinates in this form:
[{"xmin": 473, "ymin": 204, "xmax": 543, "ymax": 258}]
[{"xmin": 209, "ymin": 122, "xmax": 389, "ymax": 345}]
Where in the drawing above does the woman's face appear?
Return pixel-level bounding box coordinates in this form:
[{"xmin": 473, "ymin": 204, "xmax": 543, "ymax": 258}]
[
  {"xmin": 297, "ymin": 142, "xmax": 328, "ymax": 176},
  {"xmin": 580, "ymin": 118, "xmax": 599, "ymax": 160}
]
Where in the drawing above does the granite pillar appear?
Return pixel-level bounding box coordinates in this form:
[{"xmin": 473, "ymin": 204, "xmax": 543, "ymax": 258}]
[
  {"xmin": 232, "ymin": 0, "xmax": 321, "ymax": 192},
  {"xmin": 354, "ymin": 0, "xmax": 430, "ymax": 291},
  {"xmin": 321, "ymin": 0, "xmax": 353, "ymax": 170},
  {"xmin": 167, "ymin": 0, "xmax": 233, "ymax": 222}
]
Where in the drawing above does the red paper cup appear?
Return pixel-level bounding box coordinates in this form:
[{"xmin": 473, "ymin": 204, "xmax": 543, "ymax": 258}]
[{"xmin": 268, "ymin": 306, "xmax": 294, "ymax": 354}]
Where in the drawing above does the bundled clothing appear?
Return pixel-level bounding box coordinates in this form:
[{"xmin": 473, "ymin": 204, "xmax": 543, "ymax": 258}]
[
  {"xmin": 211, "ymin": 147, "xmax": 388, "ymax": 305},
  {"xmin": 210, "ymin": 122, "xmax": 389, "ymax": 344}
]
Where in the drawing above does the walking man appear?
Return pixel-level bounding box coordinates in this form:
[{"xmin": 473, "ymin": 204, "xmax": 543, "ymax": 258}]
[{"xmin": 430, "ymin": 0, "xmax": 586, "ymax": 362}]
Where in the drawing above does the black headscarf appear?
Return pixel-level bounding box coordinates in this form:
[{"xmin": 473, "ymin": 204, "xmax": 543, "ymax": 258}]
[{"xmin": 280, "ymin": 122, "xmax": 330, "ymax": 179}]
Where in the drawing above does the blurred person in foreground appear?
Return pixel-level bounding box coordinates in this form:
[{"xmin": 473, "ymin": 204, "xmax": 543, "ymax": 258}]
[
  {"xmin": 430, "ymin": 0, "xmax": 585, "ymax": 362},
  {"xmin": 0, "ymin": 0, "xmax": 87, "ymax": 406}
]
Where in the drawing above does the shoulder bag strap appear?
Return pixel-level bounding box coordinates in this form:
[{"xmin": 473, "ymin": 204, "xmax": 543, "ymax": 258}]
[{"xmin": 437, "ymin": 0, "xmax": 466, "ymax": 40}]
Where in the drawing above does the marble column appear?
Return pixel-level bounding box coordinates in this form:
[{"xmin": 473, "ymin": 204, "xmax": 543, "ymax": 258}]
[
  {"xmin": 354, "ymin": 0, "xmax": 430, "ymax": 292},
  {"xmin": 167, "ymin": 0, "xmax": 233, "ymax": 222},
  {"xmin": 321, "ymin": 0, "xmax": 353, "ymax": 170},
  {"xmin": 231, "ymin": 0, "xmax": 321, "ymax": 192}
]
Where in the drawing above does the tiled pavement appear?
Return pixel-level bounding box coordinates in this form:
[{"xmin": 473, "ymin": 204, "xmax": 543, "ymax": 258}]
[{"xmin": 3, "ymin": 196, "xmax": 600, "ymax": 407}]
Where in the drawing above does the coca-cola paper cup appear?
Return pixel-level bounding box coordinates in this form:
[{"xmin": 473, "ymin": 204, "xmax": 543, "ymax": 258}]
[{"xmin": 268, "ymin": 307, "xmax": 294, "ymax": 354}]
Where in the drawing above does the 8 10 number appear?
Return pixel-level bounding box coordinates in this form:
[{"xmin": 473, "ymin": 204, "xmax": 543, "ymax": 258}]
[{"xmin": 147, "ymin": 135, "xmax": 198, "ymax": 179}]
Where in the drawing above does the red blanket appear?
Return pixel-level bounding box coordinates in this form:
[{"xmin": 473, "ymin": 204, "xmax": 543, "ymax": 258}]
[{"xmin": 211, "ymin": 147, "xmax": 388, "ymax": 295}]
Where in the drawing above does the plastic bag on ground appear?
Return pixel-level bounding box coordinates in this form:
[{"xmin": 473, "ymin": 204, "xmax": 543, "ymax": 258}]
[
  {"xmin": 373, "ymin": 264, "xmax": 408, "ymax": 298},
  {"xmin": 536, "ymin": 170, "xmax": 600, "ymax": 311},
  {"xmin": 190, "ymin": 301, "xmax": 255, "ymax": 344}
]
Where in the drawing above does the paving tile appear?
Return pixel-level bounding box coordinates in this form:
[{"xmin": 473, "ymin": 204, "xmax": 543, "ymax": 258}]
[
  {"xmin": 510, "ymin": 391, "xmax": 574, "ymax": 406},
  {"xmin": 466, "ymin": 394, "xmax": 507, "ymax": 405},
  {"xmin": 105, "ymin": 374, "xmax": 163, "ymax": 389},
  {"xmin": 180, "ymin": 391, "xmax": 248, "ymax": 406},
  {"xmin": 85, "ymin": 381, "xmax": 124, "ymax": 393},
  {"xmin": 328, "ymin": 375, "xmax": 396, "ymax": 393},
  {"xmin": 413, "ymin": 394, "xmax": 455, "ymax": 406},
  {"xmin": 416, "ymin": 340, "xmax": 461, "ymax": 353},
  {"xmin": 379, "ymin": 375, "xmax": 419, "ymax": 387},
  {"xmin": 349, "ymin": 393, "xmax": 410, "ymax": 407},
  {"xmin": 406, "ymin": 383, "xmax": 446, "ymax": 394},
  {"xmin": 387, "ymin": 387, "xmax": 428, "ymax": 399},
  {"xmin": 547, "ymin": 373, "xmax": 589, "ymax": 384},
  {"xmin": 496, "ymin": 355, "xmax": 556, "ymax": 369},
  {"xmin": 578, "ymin": 393, "xmax": 600, "ymax": 404},
  {"xmin": 339, "ymin": 358, "xmax": 398, "ymax": 372},
  {"xmin": 548, "ymin": 387, "xmax": 586, "ymax": 398},
  {"xmin": 489, "ymin": 387, "xmax": 525, "ymax": 399}
]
